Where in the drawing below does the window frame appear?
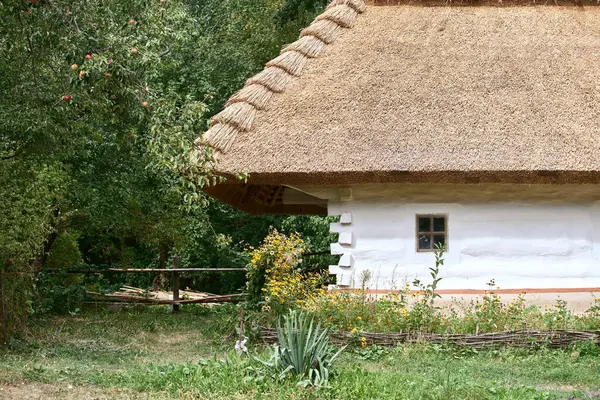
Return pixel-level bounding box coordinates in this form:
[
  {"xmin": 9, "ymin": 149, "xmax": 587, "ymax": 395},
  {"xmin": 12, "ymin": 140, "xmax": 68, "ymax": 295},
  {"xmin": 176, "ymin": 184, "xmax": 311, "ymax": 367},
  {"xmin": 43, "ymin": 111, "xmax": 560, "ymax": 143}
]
[{"xmin": 415, "ymin": 214, "xmax": 449, "ymax": 253}]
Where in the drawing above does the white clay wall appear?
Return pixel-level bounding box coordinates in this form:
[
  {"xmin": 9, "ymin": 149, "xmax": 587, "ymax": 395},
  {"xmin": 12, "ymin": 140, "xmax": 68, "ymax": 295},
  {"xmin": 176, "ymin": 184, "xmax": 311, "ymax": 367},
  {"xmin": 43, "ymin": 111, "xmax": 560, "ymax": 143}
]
[{"xmin": 328, "ymin": 201, "xmax": 600, "ymax": 290}]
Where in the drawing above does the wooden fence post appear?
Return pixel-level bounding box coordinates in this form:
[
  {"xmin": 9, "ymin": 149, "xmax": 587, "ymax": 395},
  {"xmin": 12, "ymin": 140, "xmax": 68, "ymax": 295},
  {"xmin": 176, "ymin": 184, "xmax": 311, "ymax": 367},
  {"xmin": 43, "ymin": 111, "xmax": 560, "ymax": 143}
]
[
  {"xmin": 172, "ymin": 257, "xmax": 180, "ymax": 312},
  {"xmin": 239, "ymin": 306, "xmax": 245, "ymax": 343}
]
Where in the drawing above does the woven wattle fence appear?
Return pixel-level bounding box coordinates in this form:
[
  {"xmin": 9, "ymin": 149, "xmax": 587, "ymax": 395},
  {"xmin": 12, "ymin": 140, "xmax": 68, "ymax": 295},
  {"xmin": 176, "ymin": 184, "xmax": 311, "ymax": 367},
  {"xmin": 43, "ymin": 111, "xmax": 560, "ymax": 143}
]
[{"xmin": 259, "ymin": 328, "xmax": 600, "ymax": 349}]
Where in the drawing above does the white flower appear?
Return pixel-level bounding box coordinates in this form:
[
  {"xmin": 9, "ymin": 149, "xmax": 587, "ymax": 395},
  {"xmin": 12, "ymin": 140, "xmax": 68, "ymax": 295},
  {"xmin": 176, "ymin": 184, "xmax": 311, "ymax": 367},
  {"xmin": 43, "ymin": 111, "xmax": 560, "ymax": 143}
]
[{"xmin": 235, "ymin": 337, "xmax": 248, "ymax": 354}]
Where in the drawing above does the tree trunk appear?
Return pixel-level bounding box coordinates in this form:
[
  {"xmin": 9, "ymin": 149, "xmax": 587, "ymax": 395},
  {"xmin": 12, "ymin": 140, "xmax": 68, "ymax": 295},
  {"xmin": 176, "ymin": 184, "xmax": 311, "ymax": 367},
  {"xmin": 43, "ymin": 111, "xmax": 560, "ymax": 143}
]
[
  {"xmin": 32, "ymin": 205, "xmax": 61, "ymax": 275},
  {"xmin": 152, "ymin": 244, "xmax": 170, "ymax": 291}
]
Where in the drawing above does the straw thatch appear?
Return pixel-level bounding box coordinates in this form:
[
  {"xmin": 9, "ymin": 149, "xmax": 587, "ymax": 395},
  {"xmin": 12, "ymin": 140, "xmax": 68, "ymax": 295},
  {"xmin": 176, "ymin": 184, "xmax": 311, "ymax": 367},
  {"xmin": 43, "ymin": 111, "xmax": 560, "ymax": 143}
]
[
  {"xmin": 245, "ymin": 66, "xmax": 293, "ymax": 94},
  {"xmin": 281, "ymin": 36, "xmax": 327, "ymax": 58},
  {"xmin": 300, "ymin": 19, "xmax": 342, "ymax": 44},
  {"xmin": 373, "ymin": 0, "xmax": 599, "ymax": 4},
  {"xmin": 225, "ymin": 84, "xmax": 274, "ymax": 110},
  {"xmin": 316, "ymin": 4, "xmax": 359, "ymax": 28},
  {"xmin": 210, "ymin": 102, "xmax": 257, "ymax": 131},
  {"xmin": 201, "ymin": 0, "xmax": 366, "ymax": 154},
  {"xmin": 266, "ymin": 51, "xmax": 309, "ymax": 77},
  {"xmin": 328, "ymin": 0, "xmax": 367, "ymax": 13},
  {"xmin": 203, "ymin": 123, "xmax": 240, "ymax": 153},
  {"xmin": 208, "ymin": 5, "xmax": 600, "ymax": 184}
]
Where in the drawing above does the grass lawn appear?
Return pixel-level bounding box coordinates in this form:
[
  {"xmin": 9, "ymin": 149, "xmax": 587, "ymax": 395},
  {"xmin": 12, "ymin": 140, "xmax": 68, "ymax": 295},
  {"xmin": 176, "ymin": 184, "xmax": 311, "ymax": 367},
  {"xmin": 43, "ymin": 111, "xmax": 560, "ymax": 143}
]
[{"xmin": 0, "ymin": 305, "xmax": 599, "ymax": 399}]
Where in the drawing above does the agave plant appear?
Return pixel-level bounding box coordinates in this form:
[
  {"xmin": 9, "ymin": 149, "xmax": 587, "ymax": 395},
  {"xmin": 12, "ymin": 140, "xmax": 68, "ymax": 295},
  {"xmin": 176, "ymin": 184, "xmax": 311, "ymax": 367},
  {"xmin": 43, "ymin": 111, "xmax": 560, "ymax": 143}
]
[{"xmin": 256, "ymin": 310, "xmax": 344, "ymax": 386}]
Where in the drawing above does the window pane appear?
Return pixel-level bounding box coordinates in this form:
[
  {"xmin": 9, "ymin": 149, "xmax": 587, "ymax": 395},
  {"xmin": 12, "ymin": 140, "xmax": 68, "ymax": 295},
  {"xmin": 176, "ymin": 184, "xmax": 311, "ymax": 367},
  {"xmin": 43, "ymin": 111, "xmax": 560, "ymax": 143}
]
[
  {"xmin": 433, "ymin": 217, "xmax": 445, "ymax": 232},
  {"xmin": 433, "ymin": 234, "xmax": 446, "ymax": 249},
  {"xmin": 418, "ymin": 217, "xmax": 431, "ymax": 232},
  {"xmin": 418, "ymin": 234, "xmax": 432, "ymax": 250}
]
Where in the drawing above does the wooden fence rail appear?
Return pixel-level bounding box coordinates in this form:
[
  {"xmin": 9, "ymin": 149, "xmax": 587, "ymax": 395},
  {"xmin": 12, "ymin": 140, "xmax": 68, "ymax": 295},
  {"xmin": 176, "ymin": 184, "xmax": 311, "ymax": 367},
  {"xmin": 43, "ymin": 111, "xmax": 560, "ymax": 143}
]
[
  {"xmin": 87, "ymin": 292, "xmax": 244, "ymax": 305},
  {"xmin": 259, "ymin": 327, "xmax": 600, "ymax": 349},
  {"xmin": 61, "ymin": 260, "xmax": 245, "ymax": 311},
  {"xmin": 66, "ymin": 268, "xmax": 246, "ymax": 273}
]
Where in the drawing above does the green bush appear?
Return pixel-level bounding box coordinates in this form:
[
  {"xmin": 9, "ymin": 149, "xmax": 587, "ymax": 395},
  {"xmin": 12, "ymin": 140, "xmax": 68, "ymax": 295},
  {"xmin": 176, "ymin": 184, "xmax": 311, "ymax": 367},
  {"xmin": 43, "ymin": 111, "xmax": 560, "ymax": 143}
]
[
  {"xmin": 35, "ymin": 267, "xmax": 122, "ymax": 314},
  {"xmin": 45, "ymin": 232, "xmax": 83, "ymax": 271},
  {"xmin": 254, "ymin": 310, "xmax": 344, "ymax": 387},
  {"xmin": 296, "ymin": 247, "xmax": 600, "ymax": 335},
  {"xmin": 35, "ymin": 272, "xmax": 87, "ymax": 314}
]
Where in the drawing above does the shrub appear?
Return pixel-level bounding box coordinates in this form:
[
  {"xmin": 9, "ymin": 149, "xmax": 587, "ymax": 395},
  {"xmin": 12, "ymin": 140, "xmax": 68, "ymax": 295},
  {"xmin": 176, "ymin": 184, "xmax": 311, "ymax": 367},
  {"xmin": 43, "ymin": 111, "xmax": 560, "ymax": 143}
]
[
  {"xmin": 302, "ymin": 289, "xmax": 409, "ymax": 332},
  {"xmin": 301, "ymin": 246, "xmax": 447, "ymax": 333},
  {"xmin": 44, "ymin": 232, "xmax": 83, "ymax": 271},
  {"xmin": 35, "ymin": 267, "xmax": 121, "ymax": 314},
  {"xmin": 245, "ymin": 229, "xmax": 326, "ymax": 315},
  {"xmin": 246, "ymin": 229, "xmax": 304, "ymax": 308},
  {"xmin": 262, "ymin": 271, "xmax": 326, "ymax": 316},
  {"xmin": 255, "ymin": 310, "xmax": 344, "ymax": 387},
  {"xmin": 294, "ymin": 247, "xmax": 600, "ymax": 336}
]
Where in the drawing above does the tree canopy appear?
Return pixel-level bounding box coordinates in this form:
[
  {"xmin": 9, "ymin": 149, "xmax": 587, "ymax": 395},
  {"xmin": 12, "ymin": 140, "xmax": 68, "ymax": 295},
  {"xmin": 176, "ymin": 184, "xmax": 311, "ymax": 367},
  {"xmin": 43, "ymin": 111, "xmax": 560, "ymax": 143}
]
[{"xmin": 0, "ymin": 0, "xmax": 331, "ymax": 340}]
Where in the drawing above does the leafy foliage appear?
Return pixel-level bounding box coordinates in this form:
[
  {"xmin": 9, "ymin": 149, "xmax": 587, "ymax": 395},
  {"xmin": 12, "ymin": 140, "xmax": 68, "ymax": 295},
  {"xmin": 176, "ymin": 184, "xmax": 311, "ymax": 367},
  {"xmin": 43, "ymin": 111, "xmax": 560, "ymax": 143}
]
[
  {"xmin": 44, "ymin": 232, "xmax": 83, "ymax": 271},
  {"xmin": 2, "ymin": 310, "xmax": 600, "ymax": 399},
  {"xmin": 246, "ymin": 229, "xmax": 306, "ymax": 308},
  {"xmin": 254, "ymin": 310, "xmax": 344, "ymax": 387},
  {"xmin": 0, "ymin": 0, "xmax": 329, "ymax": 341},
  {"xmin": 299, "ymin": 250, "xmax": 600, "ymax": 334},
  {"xmin": 276, "ymin": 0, "xmax": 328, "ymax": 24},
  {"xmin": 246, "ymin": 228, "xmax": 328, "ymax": 314},
  {"xmin": 412, "ymin": 242, "xmax": 444, "ymax": 306}
]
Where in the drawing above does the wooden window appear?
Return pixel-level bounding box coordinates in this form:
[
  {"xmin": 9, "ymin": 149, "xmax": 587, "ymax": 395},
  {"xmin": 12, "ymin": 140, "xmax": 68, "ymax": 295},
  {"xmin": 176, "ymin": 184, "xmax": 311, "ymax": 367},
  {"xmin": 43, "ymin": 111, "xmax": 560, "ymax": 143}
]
[{"xmin": 416, "ymin": 214, "xmax": 448, "ymax": 252}]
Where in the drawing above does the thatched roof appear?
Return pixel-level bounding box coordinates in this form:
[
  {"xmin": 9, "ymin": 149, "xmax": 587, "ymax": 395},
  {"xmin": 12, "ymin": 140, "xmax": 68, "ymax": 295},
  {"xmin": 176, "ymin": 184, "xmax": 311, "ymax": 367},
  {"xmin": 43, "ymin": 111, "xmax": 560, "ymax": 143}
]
[{"xmin": 199, "ymin": 1, "xmax": 600, "ymax": 212}]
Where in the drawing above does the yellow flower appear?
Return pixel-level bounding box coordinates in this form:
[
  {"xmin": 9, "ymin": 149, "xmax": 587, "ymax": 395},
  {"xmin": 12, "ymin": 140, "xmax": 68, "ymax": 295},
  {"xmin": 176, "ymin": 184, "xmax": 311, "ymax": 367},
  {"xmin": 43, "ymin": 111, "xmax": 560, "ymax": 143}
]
[
  {"xmin": 360, "ymin": 336, "xmax": 367, "ymax": 348},
  {"xmin": 357, "ymin": 316, "xmax": 362, "ymax": 321}
]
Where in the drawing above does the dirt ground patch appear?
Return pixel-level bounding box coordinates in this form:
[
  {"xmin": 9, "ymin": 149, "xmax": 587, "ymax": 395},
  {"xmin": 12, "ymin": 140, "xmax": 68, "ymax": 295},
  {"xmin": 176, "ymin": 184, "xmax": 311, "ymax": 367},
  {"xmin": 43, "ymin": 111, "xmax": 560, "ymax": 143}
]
[
  {"xmin": 536, "ymin": 385, "xmax": 600, "ymax": 398},
  {"xmin": 133, "ymin": 330, "xmax": 216, "ymax": 363},
  {"xmin": 0, "ymin": 381, "xmax": 157, "ymax": 400}
]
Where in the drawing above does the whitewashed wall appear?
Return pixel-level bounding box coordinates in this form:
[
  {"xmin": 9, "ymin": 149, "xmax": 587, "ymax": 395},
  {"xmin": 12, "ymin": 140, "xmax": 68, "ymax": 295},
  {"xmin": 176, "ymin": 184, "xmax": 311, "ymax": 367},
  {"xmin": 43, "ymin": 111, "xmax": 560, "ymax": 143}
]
[{"xmin": 328, "ymin": 201, "xmax": 600, "ymax": 290}]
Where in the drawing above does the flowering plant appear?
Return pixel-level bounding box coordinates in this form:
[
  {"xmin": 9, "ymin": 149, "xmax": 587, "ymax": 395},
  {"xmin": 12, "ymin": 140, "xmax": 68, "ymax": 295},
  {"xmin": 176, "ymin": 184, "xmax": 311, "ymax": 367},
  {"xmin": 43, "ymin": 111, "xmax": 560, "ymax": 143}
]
[{"xmin": 246, "ymin": 229, "xmax": 326, "ymax": 315}]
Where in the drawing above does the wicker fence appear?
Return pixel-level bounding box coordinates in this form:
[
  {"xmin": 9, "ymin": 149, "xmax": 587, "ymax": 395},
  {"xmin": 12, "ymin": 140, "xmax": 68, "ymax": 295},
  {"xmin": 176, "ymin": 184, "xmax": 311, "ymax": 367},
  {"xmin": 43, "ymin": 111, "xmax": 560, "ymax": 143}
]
[{"xmin": 259, "ymin": 327, "xmax": 600, "ymax": 349}]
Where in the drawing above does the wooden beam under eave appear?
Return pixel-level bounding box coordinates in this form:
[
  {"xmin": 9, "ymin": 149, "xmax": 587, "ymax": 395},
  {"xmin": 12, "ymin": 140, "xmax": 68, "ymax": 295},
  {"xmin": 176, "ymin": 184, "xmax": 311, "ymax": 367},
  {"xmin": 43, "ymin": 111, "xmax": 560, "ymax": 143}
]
[{"xmin": 203, "ymin": 184, "xmax": 327, "ymax": 215}]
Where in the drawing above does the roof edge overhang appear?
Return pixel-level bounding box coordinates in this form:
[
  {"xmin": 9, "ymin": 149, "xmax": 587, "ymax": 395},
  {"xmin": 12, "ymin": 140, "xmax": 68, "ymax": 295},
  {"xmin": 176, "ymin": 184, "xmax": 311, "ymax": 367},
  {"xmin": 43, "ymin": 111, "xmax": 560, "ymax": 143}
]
[
  {"xmin": 371, "ymin": 0, "xmax": 599, "ymax": 5},
  {"xmin": 212, "ymin": 170, "xmax": 600, "ymax": 187},
  {"xmin": 202, "ymin": 170, "xmax": 600, "ymax": 215},
  {"xmin": 203, "ymin": 183, "xmax": 327, "ymax": 215}
]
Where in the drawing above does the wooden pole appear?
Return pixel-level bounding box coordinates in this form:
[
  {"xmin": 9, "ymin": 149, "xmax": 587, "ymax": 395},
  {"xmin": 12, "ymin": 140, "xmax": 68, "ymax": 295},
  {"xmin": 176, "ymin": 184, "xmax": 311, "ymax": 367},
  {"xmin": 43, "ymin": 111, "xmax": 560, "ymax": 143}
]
[
  {"xmin": 65, "ymin": 267, "xmax": 245, "ymax": 273},
  {"xmin": 239, "ymin": 306, "xmax": 245, "ymax": 343},
  {"xmin": 172, "ymin": 257, "xmax": 180, "ymax": 312}
]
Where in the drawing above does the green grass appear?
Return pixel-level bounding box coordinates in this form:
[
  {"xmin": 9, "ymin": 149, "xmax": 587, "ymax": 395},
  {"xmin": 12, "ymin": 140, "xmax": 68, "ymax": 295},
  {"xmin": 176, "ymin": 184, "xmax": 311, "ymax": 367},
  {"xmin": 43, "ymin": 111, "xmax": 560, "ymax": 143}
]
[{"xmin": 0, "ymin": 306, "xmax": 599, "ymax": 399}]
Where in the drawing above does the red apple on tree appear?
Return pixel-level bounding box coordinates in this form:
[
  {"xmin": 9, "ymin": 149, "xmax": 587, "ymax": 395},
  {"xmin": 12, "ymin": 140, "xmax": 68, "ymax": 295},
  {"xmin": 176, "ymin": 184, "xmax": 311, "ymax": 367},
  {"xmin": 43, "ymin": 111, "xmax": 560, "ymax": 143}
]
[
  {"xmin": 107, "ymin": 59, "xmax": 113, "ymax": 65},
  {"xmin": 85, "ymin": 54, "xmax": 92, "ymax": 61},
  {"xmin": 63, "ymin": 95, "xmax": 72, "ymax": 101},
  {"xmin": 141, "ymin": 101, "xmax": 148, "ymax": 108},
  {"xmin": 130, "ymin": 48, "xmax": 138, "ymax": 55},
  {"xmin": 128, "ymin": 19, "xmax": 136, "ymax": 25}
]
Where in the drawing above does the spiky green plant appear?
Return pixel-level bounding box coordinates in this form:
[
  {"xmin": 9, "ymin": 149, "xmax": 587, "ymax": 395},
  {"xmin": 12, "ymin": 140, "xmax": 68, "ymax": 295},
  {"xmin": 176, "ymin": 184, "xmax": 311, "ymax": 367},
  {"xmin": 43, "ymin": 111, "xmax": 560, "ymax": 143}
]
[{"xmin": 256, "ymin": 310, "xmax": 344, "ymax": 386}]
